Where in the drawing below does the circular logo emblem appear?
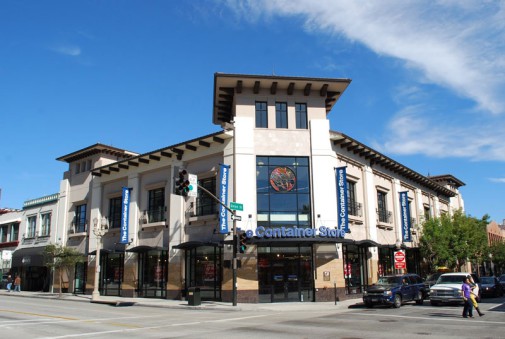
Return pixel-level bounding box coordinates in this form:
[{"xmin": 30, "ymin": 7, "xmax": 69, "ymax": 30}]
[{"xmin": 270, "ymin": 167, "xmax": 296, "ymax": 192}]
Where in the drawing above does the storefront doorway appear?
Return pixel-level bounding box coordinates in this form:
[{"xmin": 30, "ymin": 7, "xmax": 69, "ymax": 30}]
[
  {"xmin": 100, "ymin": 252, "xmax": 124, "ymax": 296},
  {"xmin": 258, "ymin": 245, "xmax": 313, "ymax": 303}
]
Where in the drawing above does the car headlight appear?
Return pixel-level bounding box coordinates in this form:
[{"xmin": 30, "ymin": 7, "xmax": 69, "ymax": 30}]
[
  {"xmin": 454, "ymin": 290, "xmax": 461, "ymax": 297},
  {"xmin": 383, "ymin": 290, "xmax": 392, "ymax": 296},
  {"xmin": 363, "ymin": 291, "xmax": 368, "ymax": 296},
  {"xmin": 430, "ymin": 289, "xmax": 437, "ymax": 296}
]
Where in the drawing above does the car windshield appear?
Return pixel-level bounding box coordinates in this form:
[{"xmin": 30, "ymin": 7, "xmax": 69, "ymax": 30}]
[
  {"xmin": 426, "ymin": 273, "xmax": 441, "ymax": 281},
  {"xmin": 480, "ymin": 277, "xmax": 495, "ymax": 284},
  {"xmin": 376, "ymin": 276, "xmax": 401, "ymax": 286},
  {"xmin": 436, "ymin": 275, "xmax": 467, "ymax": 284}
]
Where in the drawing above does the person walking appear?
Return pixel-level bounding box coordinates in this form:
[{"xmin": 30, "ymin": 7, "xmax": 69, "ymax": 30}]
[
  {"xmin": 461, "ymin": 276, "xmax": 473, "ymax": 318},
  {"xmin": 13, "ymin": 275, "xmax": 21, "ymax": 292},
  {"xmin": 6, "ymin": 275, "xmax": 12, "ymax": 292},
  {"xmin": 469, "ymin": 275, "xmax": 484, "ymax": 316}
]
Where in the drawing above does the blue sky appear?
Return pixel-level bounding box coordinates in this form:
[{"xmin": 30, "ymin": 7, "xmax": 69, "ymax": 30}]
[{"xmin": 1, "ymin": 1, "xmax": 504, "ymax": 223}]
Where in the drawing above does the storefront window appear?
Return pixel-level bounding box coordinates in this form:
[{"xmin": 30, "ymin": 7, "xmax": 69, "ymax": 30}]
[
  {"xmin": 138, "ymin": 250, "xmax": 167, "ymax": 298},
  {"xmin": 100, "ymin": 252, "xmax": 124, "ymax": 296},
  {"xmin": 185, "ymin": 246, "xmax": 222, "ymax": 301}
]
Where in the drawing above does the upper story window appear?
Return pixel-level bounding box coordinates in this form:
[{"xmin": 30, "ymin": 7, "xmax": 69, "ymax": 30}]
[
  {"xmin": 41, "ymin": 213, "xmax": 51, "ymax": 236},
  {"xmin": 75, "ymin": 162, "xmax": 81, "ymax": 174},
  {"xmin": 347, "ymin": 181, "xmax": 362, "ymax": 217},
  {"xmin": 10, "ymin": 223, "xmax": 19, "ymax": 241},
  {"xmin": 377, "ymin": 191, "xmax": 391, "ymax": 223},
  {"xmin": 148, "ymin": 188, "xmax": 165, "ymax": 223},
  {"xmin": 275, "ymin": 102, "xmax": 288, "ymax": 129},
  {"xmin": 75, "ymin": 204, "xmax": 87, "ymax": 233},
  {"xmin": 109, "ymin": 197, "xmax": 122, "ymax": 229},
  {"xmin": 424, "ymin": 205, "xmax": 431, "ymax": 220},
  {"xmin": 0, "ymin": 225, "xmax": 7, "ymax": 242},
  {"xmin": 27, "ymin": 216, "xmax": 37, "ymax": 238},
  {"xmin": 295, "ymin": 103, "xmax": 308, "ymax": 129},
  {"xmin": 255, "ymin": 101, "xmax": 268, "ymax": 128},
  {"xmin": 196, "ymin": 177, "xmax": 217, "ymax": 216}
]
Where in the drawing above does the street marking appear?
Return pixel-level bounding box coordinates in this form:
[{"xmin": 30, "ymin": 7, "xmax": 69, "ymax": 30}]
[
  {"xmin": 0, "ymin": 309, "xmax": 78, "ymax": 321},
  {"xmin": 350, "ymin": 311, "xmax": 505, "ymax": 325}
]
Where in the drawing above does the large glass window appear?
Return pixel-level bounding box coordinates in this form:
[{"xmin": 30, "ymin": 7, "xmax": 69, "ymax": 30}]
[
  {"xmin": 0, "ymin": 225, "xmax": 7, "ymax": 242},
  {"xmin": 196, "ymin": 177, "xmax": 217, "ymax": 216},
  {"xmin": 138, "ymin": 250, "xmax": 168, "ymax": 298},
  {"xmin": 99, "ymin": 252, "xmax": 124, "ymax": 296},
  {"xmin": 75, "ymin": 204, "xmax": 87, "ymax": 233},
  {"xmin": 185, "ymin": 246, "xmax": 222, "ymax": 301},
  {"xmin": 275, "ymin": 102, "xmax": 288, "ymax": 129},
  {"xmin": 256, "ymin": 156, "xmax": 310, "ymax": 228},
  {"xmin": 148, "ymin": 188, "xmax": 165, "ymax": 223},
  {"xmin": 27, "ymin": 216, "xmax": 36, "ymax": 238},
  {"xmin": 10, "ymin": 223, "xmax": 19, "ymax": 241},
  {"xmin": 295, "ymin": 103, "xmax": 307, "ymax": 129},
  {"xmin": 255, "ymin": 101, "xmax": 268, "ymax": 128},
  {"xmin": 109, "ymin": 197, "xmax": 122, "ymax": 229},
  {"xmin": 41, "ymin": 213, "xmax": 51, "ymax": 236}
]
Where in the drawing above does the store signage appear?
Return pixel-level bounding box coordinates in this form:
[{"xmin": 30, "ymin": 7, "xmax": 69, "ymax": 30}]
[
  {"xmin": 254, "ymin": 226, "xmax": 346, "ymax": 239},
  {"xmin": 219, "ymin": 164, "xmax": 231, "ymax": 234},
  {"xmin": 399, "ymin": 191, "xmax": 412, "ymax": 242},
  {"xmin": 335, "ymin": 166, "xmax": 349, "ymax": 233},
  {"xmin": 120, "ymin": 187, "xmax": 131, "ymax": 244}
]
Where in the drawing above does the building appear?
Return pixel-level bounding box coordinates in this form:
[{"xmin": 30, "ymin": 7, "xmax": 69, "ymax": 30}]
[{"xmin": 44, "ymin": 73, "xmax": 463, "ymax": 303}]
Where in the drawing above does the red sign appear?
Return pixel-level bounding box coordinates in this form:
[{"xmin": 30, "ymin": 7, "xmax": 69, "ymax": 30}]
[{"xmin": 394, "ymin": 251, "xmax": 406, "ymax": 269}]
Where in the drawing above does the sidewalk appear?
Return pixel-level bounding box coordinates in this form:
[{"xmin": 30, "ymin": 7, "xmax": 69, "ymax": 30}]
[{"xmin": 0, "ymin": 289, "xmax": 363, "ymax": 312}]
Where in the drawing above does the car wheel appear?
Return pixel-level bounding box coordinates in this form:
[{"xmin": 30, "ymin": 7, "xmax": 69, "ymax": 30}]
[
  {"xmin": 365, "ymin": 301, "xmax": 374, "ymax": 308},
  {"xmin": 415, "ymin": 291, "xmax": 424, "ymax": 305},
  {"xmin": 430, "ymin": 300, "xmax": 440, "ymax": 306},
  {"xmin": 393, "ymin": 294, "xmax": 402, "ymax": 308}
]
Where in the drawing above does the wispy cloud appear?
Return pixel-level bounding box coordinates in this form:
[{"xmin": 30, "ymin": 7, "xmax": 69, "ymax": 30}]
[
  {"xmin": 224, "ymin": 0, "xmax": 505, "ymax": 161},
  {"xmin": 50, "ymin": 45, "xmax": 81, "ymax": 56},
  {"xmin": 490, "ymin": 177, "xmax": 505, "ymax": 183}
]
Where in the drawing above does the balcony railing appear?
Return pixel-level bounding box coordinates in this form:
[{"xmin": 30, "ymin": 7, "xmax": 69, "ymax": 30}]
[
  {"xmin": 348, "ymin": 201, "xmax": 362, "ymax": 217},
  {"xmin": 145, "ymin": 206, "xmax": 166, "ymax": 223},
  {"xmin": 376, "ymin": 209, "xmax": 392, "ymax": 223},
  {"xmin": 70, "ymin": 221, "xmax": 87, "ymax": 234}
]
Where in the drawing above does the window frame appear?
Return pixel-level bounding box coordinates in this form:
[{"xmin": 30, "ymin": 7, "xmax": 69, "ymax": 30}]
[
  {"xmin": 40, "ymin": 212, "xmax": 51, "ymax": 237},
  {"xmin": 295, "ymin": 103, "xmax": 308, "ymax": 129},
  {"xmin": 255, "ymin": 101, "xmax": 268, "ymax": 128},
  {"xmin": 275, "ymin": 102, "xmax": 288, "ymax": 129}
]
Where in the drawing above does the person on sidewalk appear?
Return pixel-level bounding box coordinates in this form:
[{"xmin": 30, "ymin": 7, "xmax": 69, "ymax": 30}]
[
  {"xmin": 6, "ymin": 275, "xmax": 12, "ymax": 292},
  {"xmin": 13, "ymin": 275, "xmax": 21, "ymax": 292},
  {"xmin": 469, "ymin": 275, "xmax": 484, "ymax": 317},
  {"xmin": 461, "ymin": 276, "xmax": 473, "ymax": 318}
]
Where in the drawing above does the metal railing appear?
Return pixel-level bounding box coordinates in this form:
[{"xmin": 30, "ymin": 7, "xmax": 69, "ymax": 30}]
[
  {"xmin": 145, "ymin": 206, "xmax": 166, "ymax": 223},
  {"xmin": 348, "ymin": 201, "xmax": 362, "ymax": 217},
  {"xmin": 376, "ymin": 209, "xmax": 392, "ymax": 223}
]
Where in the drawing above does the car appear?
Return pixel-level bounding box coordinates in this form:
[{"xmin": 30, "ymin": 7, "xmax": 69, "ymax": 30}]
[
  {"xmin": 363, "ymin": 273, "xmax": 426, "ymax": 308},
  {"xmin": 480, "ymin": 276, "xmax": 504, "ymax": 298},
  {"xmin": 0, "ymin": 274, "xmax": 8, "ymax": 289},
  {"xmin": 424, "ymin": 272, "xmax": 443, "ymax": 297},
  {"xmin": 499, "ymin": 274, "xmax": 505, "ymax": 290},
  {"xmin": 429, "ymin": 272, "xmax": 480, "ymax": 306}
]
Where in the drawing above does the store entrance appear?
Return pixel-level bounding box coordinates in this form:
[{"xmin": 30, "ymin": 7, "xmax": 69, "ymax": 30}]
[{"xmin": 258, "ymin": 245, "xmax": 313, "ymax": 303}]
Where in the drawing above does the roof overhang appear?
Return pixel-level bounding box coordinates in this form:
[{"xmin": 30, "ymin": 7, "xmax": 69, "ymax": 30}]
[
  {"xmin": 57, "ymin": 143, "xmax": 138, "ymax": 163},
  {"xmin": 213, "ymin": 73, "xmax": 352, "ymax": 126}
]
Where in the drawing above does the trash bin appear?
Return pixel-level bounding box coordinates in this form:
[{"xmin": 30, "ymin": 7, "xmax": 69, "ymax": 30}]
[{"xmin": 187, "ymin": 287, "xmax": 201, "ymax": 306}]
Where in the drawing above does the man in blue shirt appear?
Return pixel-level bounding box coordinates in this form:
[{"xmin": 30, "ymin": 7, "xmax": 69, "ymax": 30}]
[{"xmin": 461, "ymin": 276, "xmax": 473, "ymax": 318}]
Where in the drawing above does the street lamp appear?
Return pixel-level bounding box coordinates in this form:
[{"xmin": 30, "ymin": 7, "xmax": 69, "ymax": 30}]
[{"xmin": 91, "ymin": 216, "xmax": 108, "ymax": 301}]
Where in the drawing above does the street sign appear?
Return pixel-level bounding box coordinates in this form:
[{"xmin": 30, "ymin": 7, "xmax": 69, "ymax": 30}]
[
  {"xmin": 231, "ymin": 214, "xmax": 242, "ymax": 221},
  {"xmin": 187, "ymin": 174, "xmax": 198, "ymax": 197},
  {"xmin": 394, "ymin": 250, "xmax": 406, "ymax": 269},
  {"xmin": 230, "ymin": 202, "xmax": 243, "ymax": 211}
]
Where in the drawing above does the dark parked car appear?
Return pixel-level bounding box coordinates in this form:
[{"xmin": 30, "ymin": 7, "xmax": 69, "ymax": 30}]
[
  {"xmin": 363, "ymin": 273, "xmax": 426, "ymax": 308},
  {"xmin": 499, "ymin": 274, "xmax": 505, "ymax": 290},
  {"xmin": 424, "ymin": 273, "xmax": 442, "ymax": 297},
  {"xmin": 1, "ymin": 274, "xmax": 8, "ymax": 289},
  {"xmin": 480, "ymin": 276, "xmax": 504, "ymax": 298}
]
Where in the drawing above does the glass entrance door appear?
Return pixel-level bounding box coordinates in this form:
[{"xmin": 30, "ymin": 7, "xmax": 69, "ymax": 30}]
[{"xmin": 258, "ymin": 245, "xmax": 313, "ymax": 303}]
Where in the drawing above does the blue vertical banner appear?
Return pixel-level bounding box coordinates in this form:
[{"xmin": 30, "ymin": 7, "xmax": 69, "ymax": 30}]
[
  {"xmin": 120, "ymin": 187, "xmax": 131, "ymax": 244},
  {"xmin": 336, "ymin": 166, "xmax": 349, "ymax": 233},
  {"xmin": 219, "ymin": 164, "xmax": 230, "ymax": 234},
  {"xmin": 399, "ymin": 191, "xmax": 412, "ymax": 242}
]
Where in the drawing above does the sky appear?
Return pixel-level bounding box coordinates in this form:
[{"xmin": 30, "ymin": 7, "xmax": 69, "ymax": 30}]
[{"xmin": 0, "ymin": 0, "xmax": 504, "ymax": 223}]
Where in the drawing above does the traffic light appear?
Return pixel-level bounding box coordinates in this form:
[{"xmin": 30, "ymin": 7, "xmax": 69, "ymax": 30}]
[
  {"xmin": 238, "ymin": 231, "xmax": 247, "ymax": 254},
  {"xmin": 175, "ymin": 170, "xmax": 190, "ymax": 196}
]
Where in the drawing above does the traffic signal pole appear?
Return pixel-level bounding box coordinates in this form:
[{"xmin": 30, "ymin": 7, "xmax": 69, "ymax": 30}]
[{"xmin": 196, "ymin": 183, "xmax": 239, "ymax": 306}]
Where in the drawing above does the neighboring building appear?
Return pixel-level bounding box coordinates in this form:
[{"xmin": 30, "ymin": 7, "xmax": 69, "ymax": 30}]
[
  {"xmin": 0, "ymin": 208, "xmax": 22, "ymax": 277},
  {"xmin": 49, "ymin": 73, "xmax": 465, "ymax": 303},
  {"xmin": 487, "ymin": 220, "xmax": 505, "ymax": 246}
]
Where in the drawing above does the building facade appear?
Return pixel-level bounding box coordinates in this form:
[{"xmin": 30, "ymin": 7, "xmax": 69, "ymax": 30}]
[{"xmin": 2, "ymin": 73, "xmax": 465, "ymax": 301}]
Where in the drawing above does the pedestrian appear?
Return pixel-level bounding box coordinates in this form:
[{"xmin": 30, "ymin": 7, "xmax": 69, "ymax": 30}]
[
  {"xmin": 469, "ymin": 275, "xmax": 484, "ymax": 317},
  {"xmin": 6, "ymin": 275, "xmax": 12, "ymax": 292},
  {"xmin": 461, "ymin": 276, "xmax": 473, "ymax": 318},
  {"xmin": 13, "ymin": 275, "xmax": 21, "ymax": 292}
]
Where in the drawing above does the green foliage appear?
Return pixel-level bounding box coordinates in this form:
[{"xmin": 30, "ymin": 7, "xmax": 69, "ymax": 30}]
[
  {"xmin": 44, "ymin": 244, "xmax": 85, "ymax": 296},
  {"xmin": 490, "ymin": 242, "xmax": 505, "ymax": 274},
  {"xmin": 419, "ymin": 210, "xmax": 489, "ymax": 272}
]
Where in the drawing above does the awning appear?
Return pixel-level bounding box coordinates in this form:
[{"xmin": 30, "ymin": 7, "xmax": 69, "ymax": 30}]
[
  {"xmin": 126, "ymin": 245, "xmax": 168, "ymax": 253},
  {"xmin": 12, "ymin": 246, "xmax": 46, "ymax": 267},
  {"xmin": 87, "ymin": 249, "xmax": 113, "ymax": 256},
  {"xmin": 355, "ymin": 239, "xmax": 381, "ymax": 247},
  {"xmin": 172, "ymin": 241, "xmax": 222, "ymax": 250}
]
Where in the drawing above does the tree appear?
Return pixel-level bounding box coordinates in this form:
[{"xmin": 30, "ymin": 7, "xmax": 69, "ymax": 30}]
[
  {"xmin": 490, "ymin": 242, "xmax": 505, "ymax": 276},
  {"xmin": 44, "ymin": 244, "xmax": 85, "ymax": 297},
  {"xmin": 419, "ymin": 210, "xmax": 489, "ymax": 272}
]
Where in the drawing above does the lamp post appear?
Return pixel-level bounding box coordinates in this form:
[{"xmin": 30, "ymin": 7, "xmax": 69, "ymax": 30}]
[
  {"xmin": 489, "ymin": 253, "xmax": 494, "ymax": 276},
  {"xmin": 91, "ymin": 216, "xmax": 108, "ymax": 301}
]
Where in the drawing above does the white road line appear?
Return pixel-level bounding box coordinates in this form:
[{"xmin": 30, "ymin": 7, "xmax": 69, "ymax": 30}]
[{"xmin": 350, "ymin": 311, "xmax": 505, "ymax": 325}]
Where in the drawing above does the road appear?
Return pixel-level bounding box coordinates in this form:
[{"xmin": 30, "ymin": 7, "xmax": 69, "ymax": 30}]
[{"xmin": 1, "ymin": 296, "xmax": 504, "ymax": 338}]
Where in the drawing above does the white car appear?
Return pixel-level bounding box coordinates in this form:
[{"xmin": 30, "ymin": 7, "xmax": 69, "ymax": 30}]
[{"xmin": 429, "ymin": 272, "xmax": 480, "ymax": 306}]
